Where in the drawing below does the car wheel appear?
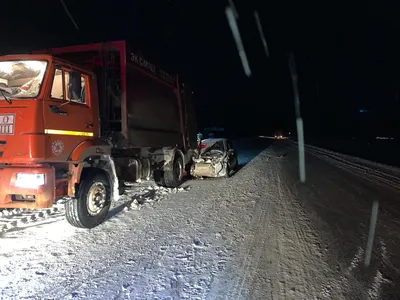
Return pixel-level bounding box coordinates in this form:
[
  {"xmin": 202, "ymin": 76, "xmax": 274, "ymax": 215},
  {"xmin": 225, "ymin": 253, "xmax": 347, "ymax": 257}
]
[
  {"xmin": 224, "ymin": 162, "xmax": 231, "ymax": 178},
  {"xmin": 233, "ymin": 157, "xmax": 239, "ymax": 170}
]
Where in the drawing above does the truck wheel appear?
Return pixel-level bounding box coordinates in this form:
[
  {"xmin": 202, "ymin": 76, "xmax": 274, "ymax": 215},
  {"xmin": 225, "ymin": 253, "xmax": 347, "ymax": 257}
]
[
  {"xmin": 185, "ymin": 161, "xmax": 193, "ymax": 179},
  {"xmin": 161, "ymin": 154, "xmax": 184, "ymax": 188},
  {"xmin": 65, "ymin": 173, "xmax": 112, "ymax": 228}
]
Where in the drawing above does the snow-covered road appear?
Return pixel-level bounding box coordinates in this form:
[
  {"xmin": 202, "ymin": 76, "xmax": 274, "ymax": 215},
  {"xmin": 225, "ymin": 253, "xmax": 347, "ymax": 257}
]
[{"xmin": 1, "ymin": 139, "xmax": 399, "ymax": 300}]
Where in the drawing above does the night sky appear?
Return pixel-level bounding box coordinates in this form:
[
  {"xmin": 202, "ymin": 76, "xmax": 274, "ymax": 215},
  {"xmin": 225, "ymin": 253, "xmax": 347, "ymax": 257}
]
[{"xmin": 3, "ymin": 0, "xmax": 400, "ymax": 138}]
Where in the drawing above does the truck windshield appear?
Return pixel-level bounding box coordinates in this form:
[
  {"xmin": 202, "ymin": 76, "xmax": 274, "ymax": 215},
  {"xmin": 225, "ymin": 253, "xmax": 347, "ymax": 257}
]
[{"xmin": 0, "ymin": 60, "xmax": 47, "ymax": 99}]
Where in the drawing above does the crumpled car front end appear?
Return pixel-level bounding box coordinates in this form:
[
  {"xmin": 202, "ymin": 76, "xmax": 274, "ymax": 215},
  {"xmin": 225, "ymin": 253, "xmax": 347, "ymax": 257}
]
[{"xmin": 191, "ymin": 153, "xmax": 229, "ymax": 178}]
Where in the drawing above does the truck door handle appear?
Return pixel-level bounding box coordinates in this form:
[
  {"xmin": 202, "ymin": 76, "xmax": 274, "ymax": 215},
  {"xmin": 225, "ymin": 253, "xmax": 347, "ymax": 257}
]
[
  {"xmin": 86, "ymin": 123, "xmax": 94, "ymax": 128},
  {"xmin": 49, "ymin": 105, "xmax": 68, "ymax": 116}
]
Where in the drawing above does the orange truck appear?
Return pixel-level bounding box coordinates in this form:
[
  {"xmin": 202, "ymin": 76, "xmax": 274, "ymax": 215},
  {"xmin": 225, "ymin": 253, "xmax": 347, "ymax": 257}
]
[{"xmin": 0, "ymin": 41, "xmax": 197, "ymax": 228}]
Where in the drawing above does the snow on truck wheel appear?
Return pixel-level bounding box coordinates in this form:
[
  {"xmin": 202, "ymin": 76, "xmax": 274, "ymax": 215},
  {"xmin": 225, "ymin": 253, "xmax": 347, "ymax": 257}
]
[
  {"xmin": 65, "ymin": 172, "xmax": 112, "ymax": 229},
  {"xmin": 156, "ymin": 151, "xmax": 184, "ymax": 188}
]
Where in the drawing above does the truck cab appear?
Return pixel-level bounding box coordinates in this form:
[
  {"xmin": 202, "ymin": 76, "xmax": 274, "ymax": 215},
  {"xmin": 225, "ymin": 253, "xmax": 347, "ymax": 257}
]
[
  {"xmin": 0, "ymin": 55, "xmax": 109, "ymax": 217},
  {"xmin": 0, "ymin": 55, "xmax": 100, "ymax": 162},
  {"xmin": 0, "ymin": 42, "xmax": 197, "ymax": 229}
]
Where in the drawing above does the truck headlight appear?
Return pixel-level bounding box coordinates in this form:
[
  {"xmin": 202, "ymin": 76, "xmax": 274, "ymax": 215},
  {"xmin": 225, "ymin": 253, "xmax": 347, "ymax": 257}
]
[{"xmin": 15, "ymin": 173, "xmax": 45, "ymax": 189}]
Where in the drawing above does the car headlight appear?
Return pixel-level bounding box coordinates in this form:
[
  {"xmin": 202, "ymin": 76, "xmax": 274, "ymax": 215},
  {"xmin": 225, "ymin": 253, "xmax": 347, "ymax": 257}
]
[{"xmin": 15, "ymin": 173, "xmax": 45, "ymax": 189}]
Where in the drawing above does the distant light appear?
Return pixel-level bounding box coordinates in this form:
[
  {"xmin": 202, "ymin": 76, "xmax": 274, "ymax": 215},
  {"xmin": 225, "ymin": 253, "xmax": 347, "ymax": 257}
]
[{"xmin": 359, "ymin": 109, "xmax": 370, "ymax": 113}]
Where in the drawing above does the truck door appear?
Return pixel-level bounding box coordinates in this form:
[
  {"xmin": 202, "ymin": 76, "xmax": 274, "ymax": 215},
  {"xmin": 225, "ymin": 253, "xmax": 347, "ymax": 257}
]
[{"xmin": 43, "ymin": 67, "xmax": 94, "ymax": 160}]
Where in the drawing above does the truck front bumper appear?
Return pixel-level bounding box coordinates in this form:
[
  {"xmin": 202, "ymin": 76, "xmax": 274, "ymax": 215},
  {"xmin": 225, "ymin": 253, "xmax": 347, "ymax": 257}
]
[{"xmin": 0, "ymin": 165, "xmax": 55, "ymax": 209}]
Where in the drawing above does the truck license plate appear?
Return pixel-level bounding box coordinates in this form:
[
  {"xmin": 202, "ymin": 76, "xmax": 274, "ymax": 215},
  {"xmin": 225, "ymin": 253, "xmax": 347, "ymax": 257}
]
[{"xmin": 0, "ymin": 114, "xmax": 15, "ymax": 135}]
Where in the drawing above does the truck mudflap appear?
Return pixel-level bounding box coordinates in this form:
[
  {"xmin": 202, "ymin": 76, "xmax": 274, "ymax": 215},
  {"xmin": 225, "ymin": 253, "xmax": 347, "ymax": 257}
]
[
  {"xmin": 103, "ymin": 155, "xmax": 120, "ymax": 202},
  {"xmin": 0, "ymin": 165, "xmax": 56, "ymax": 209}
]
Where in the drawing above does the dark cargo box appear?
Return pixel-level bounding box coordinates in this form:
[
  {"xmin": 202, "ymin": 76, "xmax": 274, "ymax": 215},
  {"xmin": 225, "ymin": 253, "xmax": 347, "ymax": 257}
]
[{"xmin": 33, "ymin": 41, "xmax": 196, "ymax": 151}]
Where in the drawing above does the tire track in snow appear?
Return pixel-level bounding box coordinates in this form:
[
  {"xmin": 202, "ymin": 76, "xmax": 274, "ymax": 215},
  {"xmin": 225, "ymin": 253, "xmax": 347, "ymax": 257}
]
[
  {"xmin": 204, "ymin": 150, "xmax": 273, "ymax": 300},
  {"xmin": 276, "ymin": 170, "xmax": 318, "ymax": 298},
  {"xmin": 205, "ymin": 152, "xmax": 272, "ymax": 300},
  {"xmin": 277, "ymin": 168, "xmax": 333, "ymax": 299},
  {"xmin": 256, "ymin": 155, "xmax": 339, "ymax": 299},
  {"xmin": 257, "ymin": 168, "xmax": 281, "ymax": 300},
  {"xmin": 0, "ymin": 206, "xmax": 65, "ymax": 234},
  {"xmin": 233, "ymin": 179, "xmax": 272, "ymax": 299},
  {"xmin": 222, "ymin": 153, "xmax": 332, "ymax": 299},
  {"xmin": 280, "ymin": 151, "xmax": 370, "ymax": 299},
  {"xmin": 287, "ymin": 142, "xmax": 396, "ymax": 299}
]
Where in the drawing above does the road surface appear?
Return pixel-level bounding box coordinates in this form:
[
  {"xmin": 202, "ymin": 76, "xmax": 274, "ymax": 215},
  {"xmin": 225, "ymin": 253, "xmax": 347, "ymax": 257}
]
[{"xmin": 0, "ymin": 139, "xmax": 399, "ymax": 300}]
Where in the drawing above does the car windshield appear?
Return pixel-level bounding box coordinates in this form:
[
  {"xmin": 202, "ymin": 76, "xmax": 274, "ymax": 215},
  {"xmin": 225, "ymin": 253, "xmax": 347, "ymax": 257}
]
[
  {"xmin": 202, "ymin": 140, "xmax": 225, "ymax": 154},
  {"xmin": 0, "ymin": 60, "xmax": 47, "ymax": 99}
]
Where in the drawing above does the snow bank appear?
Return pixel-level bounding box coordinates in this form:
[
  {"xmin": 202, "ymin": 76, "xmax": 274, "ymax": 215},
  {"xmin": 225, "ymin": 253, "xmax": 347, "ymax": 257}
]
[
  {"xmin": 294, "ymin": 142, "xmax": 400, "ymax": 192},
  {"xmin": 121, "ymin": 182, "xmax": 191, "ymax": 211}
]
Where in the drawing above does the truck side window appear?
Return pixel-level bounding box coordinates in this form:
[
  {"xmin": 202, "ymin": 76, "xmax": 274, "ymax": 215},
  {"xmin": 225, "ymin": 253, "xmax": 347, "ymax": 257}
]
[
  {"xmin": 51, "ymin": 69, "xmax": 64, "ymax": 100},
  {"xmin": 65, "ymin": 71, "xmax": 87, "ymax": 104}
]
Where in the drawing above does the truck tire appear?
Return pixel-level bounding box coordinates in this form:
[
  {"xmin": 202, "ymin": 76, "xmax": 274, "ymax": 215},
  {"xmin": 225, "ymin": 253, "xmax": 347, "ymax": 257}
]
[
  {"xmin": 65, "ymin": 172, "xmax": 112, "ymax": 228},
  {"xmin": 159, "ymin": 154, "xmax": 184, "ymax": 188}
]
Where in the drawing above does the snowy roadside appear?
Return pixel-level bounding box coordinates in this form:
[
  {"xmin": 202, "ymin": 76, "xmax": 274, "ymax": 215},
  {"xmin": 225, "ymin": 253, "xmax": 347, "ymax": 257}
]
[
  {"xmin": 0, "ymin": 184, "xmax": 190, "ymax": 235},
  {"xmin": 289, "ymin": 140, "xmax": 400, "ymax": 191},
  {"xmin": 206, "ymin": 148, "xmax": 344, "ymax": 300},
  {"xmin": 285, "ymin": 140, "xmax": 400, "ymax": 299},
  {"xmin": 5, "ymin": 138, "xmax": 400, "ymax": 299},
  {"xmin": 303, "ymin": 143, "xmax": 400, "ymax": 192},
  {"xmin": 0, "ymin": 142, "xmax": 347, "ymax": 300}
]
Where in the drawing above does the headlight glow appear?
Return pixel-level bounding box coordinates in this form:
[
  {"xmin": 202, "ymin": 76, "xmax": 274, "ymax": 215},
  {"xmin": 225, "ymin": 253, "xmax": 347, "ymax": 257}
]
[{"xmin": 15, "ymin": 173, "xmax": 45, "ymax": 189}]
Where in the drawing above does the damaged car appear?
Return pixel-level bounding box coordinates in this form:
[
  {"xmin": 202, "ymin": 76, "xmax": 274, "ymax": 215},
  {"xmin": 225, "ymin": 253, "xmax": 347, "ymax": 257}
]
[{"xmin": 191, "ymin": 138, "xmax": 238, "ymax": 178}]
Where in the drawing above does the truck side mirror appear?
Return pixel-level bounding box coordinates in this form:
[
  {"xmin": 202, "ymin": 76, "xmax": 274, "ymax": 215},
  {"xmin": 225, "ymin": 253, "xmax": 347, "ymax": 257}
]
[{"xmin": 68, "ymin": 71, "xmax": 82, "ymax": 100}]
